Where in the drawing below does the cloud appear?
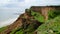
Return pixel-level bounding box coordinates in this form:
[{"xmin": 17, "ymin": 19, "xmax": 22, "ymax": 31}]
[
  {"xmin": 0, "ymin": 0, "xmax": 25, "ymax": 8},
  {"xmin": 0, "ymin": 0, "xmax": 9, "ymax": 4},
  {"xmin": 0, "ymin": 0, "xmax": 60, "ymax": 8},
  {"xmin": 4, "ymin": 3, "xmax": 19, "ymax": 8},
  {"xmin": 0, "ymin": 0, "xmax": 60, "ymax": 27}
]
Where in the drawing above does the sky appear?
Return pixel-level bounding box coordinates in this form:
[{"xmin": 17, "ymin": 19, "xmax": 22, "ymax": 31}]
[{"xmin": 0, "ymin": 0, "xmax": 60, "ymax": 27}]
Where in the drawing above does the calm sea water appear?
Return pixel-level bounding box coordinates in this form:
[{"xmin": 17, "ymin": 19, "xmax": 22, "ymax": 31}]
[{"xmin": 0, "ymin": 8, "xmax": 24, "ymax": 28}]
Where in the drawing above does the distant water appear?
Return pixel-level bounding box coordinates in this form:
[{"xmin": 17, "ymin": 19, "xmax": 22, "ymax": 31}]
[
  {"xmin": 0, "ymin": 18, "xmax": 18, "ymax": 28},
  {"xmin": 0, "ymin": 8, "xmax": 24, "ymax": 28}
]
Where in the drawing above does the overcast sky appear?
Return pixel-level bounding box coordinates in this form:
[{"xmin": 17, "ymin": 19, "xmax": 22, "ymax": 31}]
[{"xmin": 0, "ymin": 0, "xmax": 60, "ymax": 27}]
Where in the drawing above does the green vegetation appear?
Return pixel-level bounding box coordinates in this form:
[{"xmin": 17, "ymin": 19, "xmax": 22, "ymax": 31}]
[
  {"xmin": 31, "ymin": 10, "xmax": 44, "ymax": 22},
  {"xmin": 10, "ymin": 27, "xmax": 23, "ymax": 34},
  {"xmin": 0, "ymin": 26, "xmax": 8, "ymax": 32},
  {"xmin": 37, "ymin": 16, "xmax": 60, "ymax": 34},
  {"xmin": 48, "ymin": 10, "xmax": 60, "ymax": 19},
  {"xmin": 37, "ymin": 9, "xmax": 60, "ymax": 34},
  {"xmin": 0, "ymin": 7, "xmax": 60, "ymax": 34}
]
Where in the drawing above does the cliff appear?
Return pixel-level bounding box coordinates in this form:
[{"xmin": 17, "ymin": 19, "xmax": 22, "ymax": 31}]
[
  {"xmin": 30, "ymin": 6, "xmax": 60, "ymax": 21},
  {"xmin": 0, "ymin": 6, "xmax": 60, "ymax": 34},
  {"xmin": 0, "ymin": 9, "xmax": 42, "ymax": 34}
]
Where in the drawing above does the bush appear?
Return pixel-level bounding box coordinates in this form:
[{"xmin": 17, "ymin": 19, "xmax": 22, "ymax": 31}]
[
  {"xmin": 31, "ymin": 10, "xmax": 44, "ymax": 22},
  {"xmin": 37, "ymin": 16, "xmax": 60, "ymax": 34},
  {"xmin": 48, "ymin": 10, "xmax": 60, "ymax": 19}
]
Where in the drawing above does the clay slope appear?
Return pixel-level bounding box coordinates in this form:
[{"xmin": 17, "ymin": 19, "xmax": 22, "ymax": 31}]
[{"xmin": 0, "ymin": 12, "xmax": 42, "ymax": 34}]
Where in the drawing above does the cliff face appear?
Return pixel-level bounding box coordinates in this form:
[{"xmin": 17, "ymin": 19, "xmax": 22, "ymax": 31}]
[
  {"xmin": 0, "ymin": 11, "xmax": 42, "ymax": 34},
  {"xmin": 30, "ymin": 6, "xmax": 60, "ymax": 21},
  {"xmin": 0, "ymin": 6, "xmax": 60, "ymax": 34}
]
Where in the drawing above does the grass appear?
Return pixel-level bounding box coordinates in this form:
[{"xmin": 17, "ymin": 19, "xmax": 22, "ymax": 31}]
[
  {"xmin": 0, "ymin": 26, "xmax": 8, "ymax": 32},
  {"xmin": 31, "ymin": 10, "xmax": 44, "ymax": 22},
  {"xmin": 37, "ymin": 16, "xmax": 60, "ymax": 34},
  {"xmin": 0, "ymin": 9, "xmax": 60, "ymax": 34},
  {"xmin": 10, "ymin": 27, "xmax": 23, "ymax": 34}
]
